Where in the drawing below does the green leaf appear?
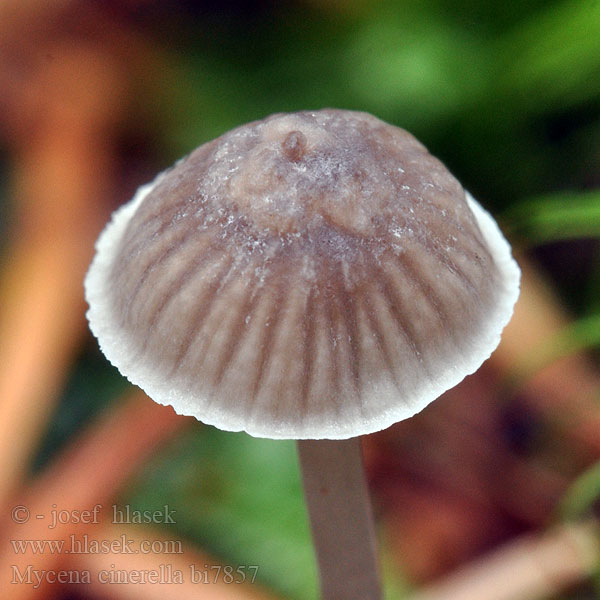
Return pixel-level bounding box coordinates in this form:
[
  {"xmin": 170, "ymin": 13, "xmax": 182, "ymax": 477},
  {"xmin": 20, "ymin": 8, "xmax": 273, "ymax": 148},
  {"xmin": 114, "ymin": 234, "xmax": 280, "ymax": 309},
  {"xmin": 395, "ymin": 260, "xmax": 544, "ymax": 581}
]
[
  {"xmin": 510, "ymin": 313, "xmax": 600, "ymax": 384},
  {"xmin": 493, "ymin": 0, "xmax": 600, "ymax": 113},
  {"xmin": 559, "ymin": 461, "xmax": 600, "ymax": 520},
  {"xmin": 341, "ymin": 6, "xmax": 489, "ymax": 127},
  {"xmin": 504, "ymin": 189, "xmax": 600, "ymax": 243}
]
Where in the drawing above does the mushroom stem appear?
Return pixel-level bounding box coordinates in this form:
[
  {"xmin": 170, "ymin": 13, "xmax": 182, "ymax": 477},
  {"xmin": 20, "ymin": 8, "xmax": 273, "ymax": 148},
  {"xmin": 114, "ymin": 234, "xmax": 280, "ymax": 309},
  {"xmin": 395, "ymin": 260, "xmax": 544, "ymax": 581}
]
[{"xmin": 297, "ymin": 437, "xmax": 381, "ymax": 600}]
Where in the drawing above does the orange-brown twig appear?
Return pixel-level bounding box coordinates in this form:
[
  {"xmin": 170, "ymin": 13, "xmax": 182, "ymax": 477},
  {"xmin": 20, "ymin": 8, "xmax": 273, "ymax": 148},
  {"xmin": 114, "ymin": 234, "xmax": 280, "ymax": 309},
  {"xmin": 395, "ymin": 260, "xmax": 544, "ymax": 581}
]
[
  {"xmin": 409, "ymin": 520, "xmax": 599, "ymax": 600},
  {"xmin": 0, "ymin": 39, "xmax": 125, "ymax": 510}
]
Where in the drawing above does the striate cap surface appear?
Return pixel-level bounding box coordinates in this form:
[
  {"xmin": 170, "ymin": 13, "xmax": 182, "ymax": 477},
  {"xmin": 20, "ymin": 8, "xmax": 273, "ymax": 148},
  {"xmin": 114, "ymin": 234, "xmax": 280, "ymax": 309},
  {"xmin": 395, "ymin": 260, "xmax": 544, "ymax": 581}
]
[{"xmin": 85, "ymin": 109, "xmax": 520, "ymax": 439}]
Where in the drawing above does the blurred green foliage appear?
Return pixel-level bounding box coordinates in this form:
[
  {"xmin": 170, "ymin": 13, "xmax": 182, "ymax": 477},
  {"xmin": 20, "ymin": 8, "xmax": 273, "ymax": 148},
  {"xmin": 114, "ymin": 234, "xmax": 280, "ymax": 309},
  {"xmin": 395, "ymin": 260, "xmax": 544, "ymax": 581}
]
[
  {"xmin": 506, "ymin": 190, "xmax": 600, "ymax": 243},
  {"xmin": 31, "ymin": 344, "xmax": 129, "ymax": 474},
  {"xmin": 125, "ymin": 427, "xmax": 318, "ymax": 598},
  {"xmin": 145, "ymin": 0, "xmax": 600, "ymax": 208},
  {"xmin": 514, "ymin": 312, "xmax": 600, "ymax": 383},
  {"xmin": 560, "ymin": 460, "xmax": 600, "ymax": 520}
]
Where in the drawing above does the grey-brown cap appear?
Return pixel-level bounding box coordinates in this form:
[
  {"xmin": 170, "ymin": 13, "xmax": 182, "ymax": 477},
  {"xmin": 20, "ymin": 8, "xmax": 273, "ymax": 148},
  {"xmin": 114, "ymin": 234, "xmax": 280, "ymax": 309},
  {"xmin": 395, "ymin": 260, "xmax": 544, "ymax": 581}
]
[{"xmin": 85, "ymin": 109, "xmax": 520, "ymax": 439}]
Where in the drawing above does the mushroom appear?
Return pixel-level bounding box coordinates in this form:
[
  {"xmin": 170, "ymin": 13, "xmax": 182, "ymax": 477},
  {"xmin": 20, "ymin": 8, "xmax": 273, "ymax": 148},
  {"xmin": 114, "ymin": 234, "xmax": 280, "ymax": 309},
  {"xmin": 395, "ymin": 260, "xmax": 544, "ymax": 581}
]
[{"xmin": 85, "ymin": 109, "xmax": 520, "ymax": 600}]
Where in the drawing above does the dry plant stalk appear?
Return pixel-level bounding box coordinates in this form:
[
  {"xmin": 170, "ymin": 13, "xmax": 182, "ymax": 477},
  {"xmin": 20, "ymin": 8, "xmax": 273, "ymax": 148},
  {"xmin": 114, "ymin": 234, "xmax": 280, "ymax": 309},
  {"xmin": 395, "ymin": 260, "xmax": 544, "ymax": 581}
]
[
  {"xmin": 0, "ymin": 41, "xmax": 126, "ymax": 510},
  {"xmin": 410, "ymin": 520, "xmax": 599, "ymax": 600}
]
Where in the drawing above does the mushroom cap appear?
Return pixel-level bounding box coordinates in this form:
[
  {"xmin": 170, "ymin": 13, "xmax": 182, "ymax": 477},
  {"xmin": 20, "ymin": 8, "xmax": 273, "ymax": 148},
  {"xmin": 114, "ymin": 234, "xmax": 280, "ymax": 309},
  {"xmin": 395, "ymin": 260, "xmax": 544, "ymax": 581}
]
[{"xmin": 85, "ymin": 109, "xmax": 520, "ymax": 439}]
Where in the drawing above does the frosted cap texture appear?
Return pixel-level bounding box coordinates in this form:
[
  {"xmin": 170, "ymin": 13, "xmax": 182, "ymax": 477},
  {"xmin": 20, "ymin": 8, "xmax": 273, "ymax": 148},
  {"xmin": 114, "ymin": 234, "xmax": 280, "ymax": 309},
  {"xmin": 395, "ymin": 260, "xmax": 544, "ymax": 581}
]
[{"xmin": 85, "ymin": 109, "xmax": 520, "ymax": 439}]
